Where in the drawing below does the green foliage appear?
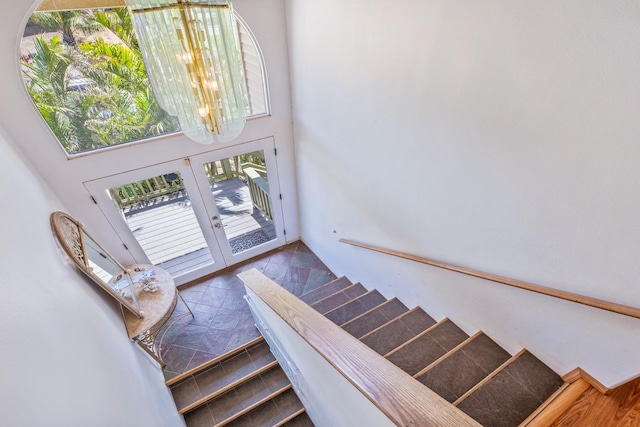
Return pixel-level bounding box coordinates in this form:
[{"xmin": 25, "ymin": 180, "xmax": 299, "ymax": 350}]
[
  {"xmin": 92, "ymin": 9, "xmax": 139, "ymax": 50},
  {"xmin": 23, "ymin": 35, "xmax": 69, "ymax": 95},
  {"xmin": 28, "ymin": 10, "xmax": 101, "ymax": 47},
  {"xmin": 21, "ymin": 8, "xmax": 179, "ymax": 154}
]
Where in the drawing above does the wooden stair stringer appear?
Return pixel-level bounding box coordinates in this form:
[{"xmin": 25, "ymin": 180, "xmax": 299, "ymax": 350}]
[{"xmin": 562, "ymin": 367, "xmax": 612, "ymax": 395}]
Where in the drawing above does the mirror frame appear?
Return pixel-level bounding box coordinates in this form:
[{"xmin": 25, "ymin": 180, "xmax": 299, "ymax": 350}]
[{"xmin": 50, "ymin": 211, "xmax": 142, "ymax": 317}]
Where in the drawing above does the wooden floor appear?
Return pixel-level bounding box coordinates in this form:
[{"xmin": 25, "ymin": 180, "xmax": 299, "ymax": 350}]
[
  {"xmin": 122, "ymin": 178, "xmax": 275, "ymax": 277},
  {"xmin": 552, "ymin": 377, "xmax": 640, "ymax": 426},
  {"xmin": 210, "ymin": 177, "xmax": 275, "ymax": 241}
]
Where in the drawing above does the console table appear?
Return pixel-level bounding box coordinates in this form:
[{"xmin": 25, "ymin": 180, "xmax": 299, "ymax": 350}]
[{"xmin": 121, "ymin": 264, "xmax": 193, "ymax": 367}]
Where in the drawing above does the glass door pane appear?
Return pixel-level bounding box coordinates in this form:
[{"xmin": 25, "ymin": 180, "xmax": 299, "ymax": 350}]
[
  {"xmin": 107, "ymin": 171, "xmax": 213, "ymax": 277},
  {"xmin": 191, "ymin": 140, "xmax": 286, "ymax": 264},
  {"xmin": 204, "ymin": 151, "xmax": 276, "ymax": 254},
  {"xmin": 85, "ymin": 159, "xmax": 226, "ymax": 285}
]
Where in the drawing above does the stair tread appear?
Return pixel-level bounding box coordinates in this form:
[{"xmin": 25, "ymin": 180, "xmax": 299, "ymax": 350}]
[
  {"xmin": 325, "ymin": 289, "xmax": 387, "ymax": 325},
  {"xmin": 386, "ymin": 319, "xmax": 469, "ymax": 376},
  {"xmin": 172, "ymin": 340, "xmax": 276, "ymax": 412},
  {"xmin": 177, "ymin": 272, "xmax": 558, "ymax": 427},
  {"xmin": 167, "ymin": 336, "xmax": 266, "ymax": 387},
  {"xmin": 300, "ymin": 276, "xmax": 353, "ymax": 305},
  {"xmin": 457, "ymin": 351, "xmax": 563, "ymax": 427},
  {"xmin": 216, "ymin": 374, "xmax": 281, "ymax": 424},
  {"xmin": 224, "ymin": 388, "xmax": 304, "ymax": 427},
  {"xmin": 499, "ymin": 351, "xmax": 564, "ymax": 402},
  {"xmin": 360, "ymin": 307, "xmax": 436, "ymax": 355},
  {"xmin": 172, "ymin": 377, "xmax": 201, "ymax": 414},
  {"xmin": 282, "ymin": 411, "xmax": 315, "ymax": 426},
  {"xmin": 192, "ymin": 366, "xmax": 290, "ymax": 426},
  {"xmin": 415, "ymin": 333, "xmax": 510, "ymax": 403},
  {"xmin": 342, "ymin": 298, "xmax": 409, "ymax": 338},
  {"xmin": 311, "ymin": 283, "xmax": 367, "ymax": 314},
  {"xmin": 184, "ymin": 403, "xmax": 214, "ymax": 427},
  {"xmin": 343, "ymin": 283, "xmax": 368, "ymax": 299}
]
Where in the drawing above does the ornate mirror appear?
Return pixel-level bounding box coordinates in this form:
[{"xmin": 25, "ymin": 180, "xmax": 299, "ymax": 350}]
[{"xmin": 50, "ymin": 211, "xmax": 142, "ymax": 317}]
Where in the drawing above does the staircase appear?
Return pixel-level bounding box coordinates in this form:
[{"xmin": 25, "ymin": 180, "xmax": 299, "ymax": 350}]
[
  {"xmin": 167, "ymin": 337, "xmax": 314, "ymax": 427},
  {"xmin": 169, "ymin": 273, "xmax": 564, "ymax": 426},
  {"xmin": 299, "ymin": 276, "xmax": 565, "ymax": 427}
]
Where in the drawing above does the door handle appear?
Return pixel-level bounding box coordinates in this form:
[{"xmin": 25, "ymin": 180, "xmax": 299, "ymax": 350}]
[
  {"xmin": 214, "ymin": 223, "xmax": 222, "ymax": 228},
  {"xmin": 212, "ymin": 216, "xmax": 219, "ymax": 220}
]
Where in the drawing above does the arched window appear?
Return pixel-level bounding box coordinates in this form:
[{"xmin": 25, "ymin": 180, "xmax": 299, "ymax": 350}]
[
  {"xmin": 20, "ymin": 3, "xmax": 268, "ymax": 156},
  {"xmin": 237, "ymin": 14, "xmax": 269, "ymax": 119}
]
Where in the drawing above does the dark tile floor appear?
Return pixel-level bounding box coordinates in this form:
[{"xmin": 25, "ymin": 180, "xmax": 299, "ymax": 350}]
[{"xmin": 157, "ymin": 240, "xmax": 337, "ymax": 380}]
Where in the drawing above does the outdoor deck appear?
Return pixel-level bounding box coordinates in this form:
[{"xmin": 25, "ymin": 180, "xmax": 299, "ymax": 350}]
[{"xmin": 122, "ymin": 178, "xmax": 276, "ymax": 277}]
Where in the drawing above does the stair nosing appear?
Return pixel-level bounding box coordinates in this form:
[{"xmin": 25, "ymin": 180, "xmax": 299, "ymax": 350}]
[
  {"xmin": 453, "ymin": 348, "xmax": 527, "ymax": 406},
  {"xmin": 272, "ymin": 407, "xmax": 306, "ymax": 427},
  {"xmin": 358, "ymin": 306, "xmax": 420, "ymax": 341},
  {"xmin": 413, "ymin": 331, "xmax": 483, "ymax": 379},
  {"xmin": 166, "ymin": 336, "xmax": 265, "ymax": 386},
  {"xmin": 212, "ymin": 383, "xmax": 293, "ymax": 427},
  {"xmin": 299, "ymin": 276, "xmax": 350, "ymax": 301},
  {"xmin": 178, "ymin": 359, "xmax": 280, "ymax": 414},
  {"xmin": 321, "ymin": 288, "xmax": 384, "ymax": 317},
  {"xmin": 339, "ymin": 297, "xmax": 400, "ymax": 328},
  {"xmin": 383, "ymin": 317, "xmax": 450, "ymax": 358},
  {"xmin": 517, "ymin": 380, "xmax": 574, "ymax": 426},
  {"xmin": 310, "ymin": 282, "xmax": 363, "ymax": 309}
]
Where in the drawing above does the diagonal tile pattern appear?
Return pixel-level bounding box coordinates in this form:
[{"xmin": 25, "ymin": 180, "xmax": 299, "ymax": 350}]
[{"xmin": 158, "ymin": 241, "xmax": 337, "ymax": 380}]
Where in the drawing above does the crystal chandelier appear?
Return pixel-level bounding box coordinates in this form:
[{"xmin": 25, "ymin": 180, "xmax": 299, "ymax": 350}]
[{"xmin": 126, "ymin": 0, "xmax": 249, "ymax": 144}]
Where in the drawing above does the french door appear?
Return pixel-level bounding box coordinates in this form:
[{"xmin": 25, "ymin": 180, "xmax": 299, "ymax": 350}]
[{"xmin": 84, "ymin": 139, "xmax": 285, "ymax": 285}]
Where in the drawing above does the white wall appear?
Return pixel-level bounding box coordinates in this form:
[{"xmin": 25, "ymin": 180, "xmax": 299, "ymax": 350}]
[
  {"xmin": 0, "ymin": 2, "xmax": 297, "ymax": 423},
  {"xmin": 0, "ymin": 125, "xmax": 183, "ymax": 427},
  {"xmin": 0, "ymin": 0, "xmax": 297, "ymax": 270},
  {"xmin": 287, "ymin": 0, "xmax": 640, "ymax": 388},
  {"xmin": 245, "ymin": 287, "xmax": 395, "ymax": 427}
]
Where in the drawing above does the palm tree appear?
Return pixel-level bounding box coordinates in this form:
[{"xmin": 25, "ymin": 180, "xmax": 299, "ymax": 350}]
[
  {"xmin": 92, "ymin": 8, "xmax": 139, "ymax": 51},
  {"xmin": 27, "ymin": 10, "xmax": 101, "ymax": 47},
  {"xmin": 78, "ymin": 20, "xmax": 179, "ymax": 144},
  {"xmin": 22, "ymin": 35, "xmax": 94, "ymax": 152},
  {"xmin": 21, "ymin": 8, "xmax": 179, "ymax": 154}
]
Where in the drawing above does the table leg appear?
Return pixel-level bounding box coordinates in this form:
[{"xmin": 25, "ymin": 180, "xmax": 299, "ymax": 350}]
[
  {"xmin": 178, "ymin": 291, "xmax": 195, "ymax": 318},
  {"xmin": 136, "ymin": 330, "xmax": 165, "ymax": 368}
]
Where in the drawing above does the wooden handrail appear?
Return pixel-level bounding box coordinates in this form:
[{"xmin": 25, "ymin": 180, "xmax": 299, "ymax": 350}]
[
  {"xmin": 238, "ymin": 268, "xmax": 480, "ymax": 427},
  {"xmin": 340, "ymin": 239, "xmax": 640, "ymax": 320},
  {"xmin": 243, "ymin": 166, "xmax": 273, "ymax": 220}
]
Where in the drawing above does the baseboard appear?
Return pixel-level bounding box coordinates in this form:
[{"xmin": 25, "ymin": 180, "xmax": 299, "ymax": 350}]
[{"xmin": 562, "ymin": 367, "xmax": 611, "ymax": 395}]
